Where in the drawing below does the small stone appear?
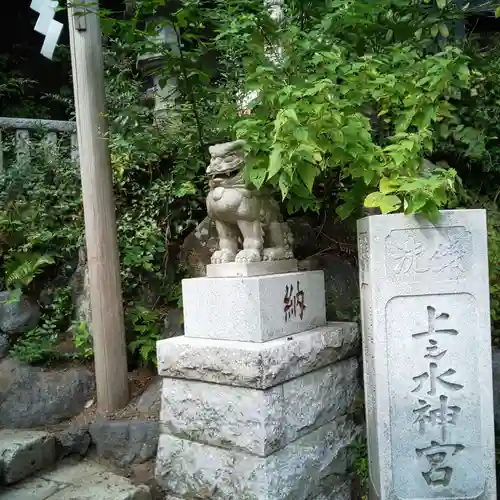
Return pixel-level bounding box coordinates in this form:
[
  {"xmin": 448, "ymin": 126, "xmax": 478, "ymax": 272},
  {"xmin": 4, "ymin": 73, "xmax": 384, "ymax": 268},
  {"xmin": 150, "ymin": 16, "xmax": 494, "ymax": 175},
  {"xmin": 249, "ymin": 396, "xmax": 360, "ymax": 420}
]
[
  {"xmin": 89, "ymin": 420, "xmax": 159, "ymax": 467},
  {"xmin": 0, "ymin": 358, "xmax": 96, "ymax": 428},
  {"xmin": 179, "ymin": 217, "xmax": 218, "ymax": 278},
  {"xmin": 136, "ymin": 378, "xmax": 161, "ymax": 415},
  {"xmin": 69, "ymin": 247, "xmax": 92, "ymax": 337},
  {"xmin": 0, "ymin": 430, "xmax": 56, "ymax": 484},
  {"xmin": 40, "ymin": 460, "xmax": 152, "ymax": 500},
  {"xmin": 54, "ymin": 425, "xmax": 91, "ymax": 458},
  {"xmin": 0, "ymin": 334, "xmax": 9, "ymax": 359},
  {"xmin": 53, "ymin": 472, "xmax": 152, "ymax": 500},
  {"xmin": 162, "ymin": 308, "xmax": 184, "ymax": 340},
  {"xmin": 0, "ymin": 291, "xmax": 39, "ymax": 336},
  {"xmin": 310, "ymin": 254, "xmax": 359, "ymax": 321}
]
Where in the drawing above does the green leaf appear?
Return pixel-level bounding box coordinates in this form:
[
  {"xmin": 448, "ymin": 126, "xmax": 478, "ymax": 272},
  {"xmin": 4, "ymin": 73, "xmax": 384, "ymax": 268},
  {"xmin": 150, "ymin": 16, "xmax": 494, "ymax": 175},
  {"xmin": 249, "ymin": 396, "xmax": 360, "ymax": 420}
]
[
  {"xmin": 364, "ymin": 192, "xmax": 401, "ymax": 213},
  {"xmin": 439, "ymin": 23, "xmax": 449, "ymax": 38},
  {"xmin": 297, "ymin": 164, "xmax": 318, "ymax": 193},
  {"xmin": 436, "ymin": 0, "xmax": 447, "ymax": 9},
  {"xmin": 378, "ymin": 195, "xmax": 402, "ymax": 214},
  {"xmin": 364, "ymin": 191, "xmax": 384, "ymax": 208},
  {"xmin": 336, "ymin": 203, "xmax": 355, "ymax": 220},
  {"xmin": 390, "ymin": 151, "xmax": 406, "ymax": 167},
  {"xmin": 404, "ymin": 193, "xmax": 428, "ymax": 214},
  {"xmin": 283, "ymin": 108, "xmax": 299, "ymax": 124},
  {"xmin": 279, "ymin": 172, "xmax": 291, "ymax": 199},
  {"xmin": 379, "ymin": 177, "xmax": 398, "ymax": 194},
  {"xmin": 422, "ymin": 201, "xmax": 441, "ymax": 222},
  {"xmin": 363, "ymin": 168, "xmax": 376, "ymax": 185},
  {"xmin": 496, "ymin": 6, "xmax": 500, "ymax": 17},
  {"xmin": 247, "ymin": 166, "xmax": 267, "ymax": 189},
  {"xmin": 268, "ymin": 147, "xmax": 282, "ymax": 179}
]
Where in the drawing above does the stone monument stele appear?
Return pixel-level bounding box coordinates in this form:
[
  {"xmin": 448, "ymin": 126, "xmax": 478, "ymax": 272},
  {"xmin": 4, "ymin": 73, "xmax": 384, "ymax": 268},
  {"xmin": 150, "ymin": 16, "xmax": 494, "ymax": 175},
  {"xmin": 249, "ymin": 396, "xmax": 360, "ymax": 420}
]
[
  {"xmin": 154, "ymin": 140, "xmax": 363, "ymax": 499},
  {"xmin": 357, "ymin": 209, "xmax": 496, "ymax": 500}
]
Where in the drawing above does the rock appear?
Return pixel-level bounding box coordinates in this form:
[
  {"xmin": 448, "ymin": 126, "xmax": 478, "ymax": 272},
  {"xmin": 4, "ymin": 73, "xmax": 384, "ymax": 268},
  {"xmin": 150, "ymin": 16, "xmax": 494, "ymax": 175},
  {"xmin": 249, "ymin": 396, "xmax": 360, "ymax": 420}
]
[
  {"xmin": 155, "ymin": 416, "xmax": 360, "ymax": 499},
  {"xmin": 162, "ymin": 307, "xmax": 183, "ymax": 340},
  {"xmin": 285, "ymin": 216, "xmax": 318, "ymax": 257},
  {"xmin": 157, "ymin": 322, "xmax": 360, "ymax": 389},
  {"xmin": 492, "ymin": 346, "xmax": 500, "ymax": 429},
  {"xmin": 4, "ymin": 459, "xmax": 153, "ymax": 500},
  {"xmin": 136, "ymin": 378, "xmax": 162, "ymax": 415},
  {"xmin": 89, "ymin": 420, "xmax": 159, "ymax": 467},
  {"xmin": 54, "ymin": 425, "xmax": 92, "ymax": 458},
  {"xmin": 0, "ymin": 429, "xmax": 56, "ymax": 484},
  {"xmin": 300, "ymin": 254, "xmax": 359, "ymax": 321},
  {"xmin": 70, "ymin": 246, "xmax": 92, "ymax": 336},
  {"xmin": 0, "ymin": 334, "xmax": 9, "ymax": 359},
  {"xmin": 179, "ymin": 217, "xmax": 218, "ymax": 278},
  {"xmin": 160, "ymin": 357, "xmax": 359, "ymax": 456},
  {"xmin": 0, "ymin": 358, "xmax": 96, "ymax": 428},
  {"xmin": 129, "ymin": 461, "xmax": 164, "ymax": 500},
  {"xmin": 0, "ymin": 291, "xmax": 40, "ymax": 336}
]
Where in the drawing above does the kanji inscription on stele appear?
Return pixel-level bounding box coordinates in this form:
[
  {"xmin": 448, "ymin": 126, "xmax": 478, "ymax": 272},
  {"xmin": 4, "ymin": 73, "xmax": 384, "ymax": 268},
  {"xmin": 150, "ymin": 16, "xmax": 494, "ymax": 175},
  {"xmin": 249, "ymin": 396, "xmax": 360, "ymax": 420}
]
[
  {"xmin": 386, "ymin": 293, "xmax": 483, "ymax": 498},
  {"xmin": 357, "ymin": 210, "xmax": 496, "ymax": 500},
  {"xmin": 385, "ymin": 226, "xmax": 472, "ymax": 282}
]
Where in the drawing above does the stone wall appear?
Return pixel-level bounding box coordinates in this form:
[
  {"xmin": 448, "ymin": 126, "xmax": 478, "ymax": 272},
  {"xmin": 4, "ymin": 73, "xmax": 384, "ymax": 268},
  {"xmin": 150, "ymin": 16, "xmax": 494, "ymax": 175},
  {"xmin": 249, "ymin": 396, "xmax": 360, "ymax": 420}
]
[{"xmin": 155, "ymin": 322, "xmax": 362, "ymax": 499}]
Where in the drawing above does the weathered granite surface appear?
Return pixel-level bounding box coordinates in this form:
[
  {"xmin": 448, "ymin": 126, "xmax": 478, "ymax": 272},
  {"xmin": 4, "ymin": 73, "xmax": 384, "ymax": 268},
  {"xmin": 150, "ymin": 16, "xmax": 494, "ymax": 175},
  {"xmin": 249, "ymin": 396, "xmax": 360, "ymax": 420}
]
[
  {"xmin": 89, "ymin": 420, "xmax": 159, "ymax": 467},
  {"xmin": 54, "ymin": 425, "xmax": 91, "ymax": 458},
  {"xmin": 205, "ymin": 139, "xmax": 294, "ymax": 266},
  {"xmin": 0, "ymin": 291, "xmax": 39, "ymax": 336},
  {"xmin": 0, "ymin": 358, "xmax": 95, "ymax": 428},
  {"xmin": 0, "ymin": 457, "xmax": 152, "ymax": 499},
  {"xmin": 358, "ymin": 210, "xmax": 496, "ymax": 500},
  {"xmin": 493, "ymin": 346, "xmax": 500, "ymax": 432},
  {"xmin": 182, "ymin": 271, "xmax": 326, "ymax": 342},
  {"xmin": 0, "ymin": 334, "xmax": 9, "ymax": 359},
  {"xmin": 155, "ymin": 416, "xmax": 359, "ymax": 500},
  {"xmin": 0, "ymin": 430, "xmax": 56, "ymax": 485},
  {"xmin": 206, "ymin": 259, "xmax": 298, "ymax": 277},
  {"xmin": 157, "ymin": 322, "xmax": 359, "ymax": 389},
  {"xmin": 160, "ymin": 357, "xmax": 359, "ymax": 456}
]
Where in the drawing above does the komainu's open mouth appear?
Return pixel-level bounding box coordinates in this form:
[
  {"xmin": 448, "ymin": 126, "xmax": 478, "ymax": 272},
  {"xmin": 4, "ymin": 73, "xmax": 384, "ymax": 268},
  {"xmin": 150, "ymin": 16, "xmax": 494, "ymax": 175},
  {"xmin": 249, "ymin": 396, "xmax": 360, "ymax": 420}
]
[{"xmin": 210, "ymin": 168, "xmax": 240, "ymax": 182}]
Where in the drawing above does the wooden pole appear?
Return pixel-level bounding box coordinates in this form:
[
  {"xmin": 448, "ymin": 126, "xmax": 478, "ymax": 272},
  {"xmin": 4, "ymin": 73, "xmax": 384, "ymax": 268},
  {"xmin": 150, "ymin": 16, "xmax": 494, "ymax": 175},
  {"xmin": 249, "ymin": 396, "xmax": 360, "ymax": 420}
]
[{"xmin": 67, "ymin": 0, "xmax": 129, "ymax": 412}]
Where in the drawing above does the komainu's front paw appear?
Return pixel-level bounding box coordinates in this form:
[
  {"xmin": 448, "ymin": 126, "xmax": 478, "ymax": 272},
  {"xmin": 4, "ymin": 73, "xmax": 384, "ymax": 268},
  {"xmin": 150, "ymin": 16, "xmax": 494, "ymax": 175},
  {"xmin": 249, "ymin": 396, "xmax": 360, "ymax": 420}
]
[
  {"xmin": 235, "ymin": 249, "xmax": 261, "ymax": 263},
  {"xmin": 211, "ymin": 249, "xmax": 236, "ymax": 264},
  {"xmin": 263, "ymin": 247, "xmax": 286, "ymax": 261}
]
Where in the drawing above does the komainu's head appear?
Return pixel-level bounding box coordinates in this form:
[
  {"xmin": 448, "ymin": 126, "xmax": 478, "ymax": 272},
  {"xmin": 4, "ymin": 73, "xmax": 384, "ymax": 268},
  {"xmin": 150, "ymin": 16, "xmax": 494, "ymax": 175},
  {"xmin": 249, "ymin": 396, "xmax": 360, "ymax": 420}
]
[{"xmin": 207, "ymin": 140, "xmax": 246, "ymax": 185}]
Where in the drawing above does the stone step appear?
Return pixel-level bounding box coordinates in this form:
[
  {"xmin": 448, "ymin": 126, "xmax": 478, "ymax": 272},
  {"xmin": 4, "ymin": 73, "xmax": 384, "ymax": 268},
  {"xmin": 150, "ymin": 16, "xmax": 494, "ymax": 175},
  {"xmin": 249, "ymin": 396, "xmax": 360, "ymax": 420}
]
[
  {"xmin": 0, "ymin": 430, "xmax": 56, "ymax": 485},
  {"xmin": 0, "ymin": 457, "xmax": 152, "ymax": 500}
]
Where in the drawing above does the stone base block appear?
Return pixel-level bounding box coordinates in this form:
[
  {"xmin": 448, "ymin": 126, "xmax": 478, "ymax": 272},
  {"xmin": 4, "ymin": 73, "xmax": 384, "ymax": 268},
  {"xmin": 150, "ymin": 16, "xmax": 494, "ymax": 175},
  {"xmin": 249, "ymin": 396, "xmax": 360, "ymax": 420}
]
[
  {"xmin": 0, "ymin": 430, "xmax": 56, "ymax": 485},
  {"xmin": 206, "ymin": 259, "xmax": 298, "ymax": 277},
  {"xmin": 157, "ymin": 322, "xmax": 360, "ymax": 389},
  {"xmin": 155, "ymin": 416, "xmax": 360, "ymax": 500},
  {"xmin": 160, "ymin": 356, "xmax": 359, "ymax": 456},
  {"xmin": 182, "ymin": 270, "xmax": 326, "ymax": 342}
]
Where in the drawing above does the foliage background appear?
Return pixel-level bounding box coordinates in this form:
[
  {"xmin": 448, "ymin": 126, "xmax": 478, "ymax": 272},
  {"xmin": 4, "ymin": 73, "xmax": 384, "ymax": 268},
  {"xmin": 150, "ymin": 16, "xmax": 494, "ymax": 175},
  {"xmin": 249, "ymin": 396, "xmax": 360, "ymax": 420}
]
[{"xmin": 0, "ymin": 0, "xmax": 499, "ymax": 368}]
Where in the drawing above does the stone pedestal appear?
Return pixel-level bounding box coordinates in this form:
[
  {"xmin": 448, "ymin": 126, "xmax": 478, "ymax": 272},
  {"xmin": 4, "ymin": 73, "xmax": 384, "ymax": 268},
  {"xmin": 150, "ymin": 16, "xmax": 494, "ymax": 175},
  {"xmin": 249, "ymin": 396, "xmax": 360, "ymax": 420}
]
[
  {"xmin": 155, "ymin": 271, "xmax": 362, "ymax": 499},
  {"xmin": 357, "ymin": 210, "xmax": 496, "ymax": 500},
  {"xmin": 182, "ymin": 271, "xmax": 326, "ymax": 342}
]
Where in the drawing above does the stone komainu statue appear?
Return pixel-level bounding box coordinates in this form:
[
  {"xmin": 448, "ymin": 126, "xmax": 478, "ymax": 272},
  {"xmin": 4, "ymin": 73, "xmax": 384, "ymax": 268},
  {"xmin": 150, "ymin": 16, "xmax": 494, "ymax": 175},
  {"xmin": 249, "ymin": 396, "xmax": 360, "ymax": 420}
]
[{"xmin": 206, "ymin": 139, "xmax": 294, "ymax": 264}]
